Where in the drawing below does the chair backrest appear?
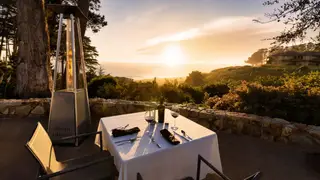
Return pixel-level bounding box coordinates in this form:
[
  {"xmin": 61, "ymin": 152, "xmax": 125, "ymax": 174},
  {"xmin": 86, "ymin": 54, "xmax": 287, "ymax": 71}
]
[
  {"xmin": 196, "ymin": 155, "xmax": 261, "ymax": 180},
  {"xmin": 26, "ymin": 122, "xmax": 62, "ymax": 174},
  {"xmin": 197, "ymin": 155, "xmax": 231, "ymax": 180},
  {"xmin": 137, "ymin": 173, "xmax": 143, "ymax": 180}
]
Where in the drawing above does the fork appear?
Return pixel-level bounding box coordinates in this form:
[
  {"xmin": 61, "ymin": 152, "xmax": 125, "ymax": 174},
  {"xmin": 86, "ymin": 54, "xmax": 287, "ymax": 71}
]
[
  {"xmin": 115, "ymin": 136, "xmax": 141, "ymax": 143},
  {"xmin": 116, "ymin": 138, "xmax": 140, "ymax": 146},
  {"xmin": 115, "ymin": 124, "xmax": 129, "ymax": 130}
]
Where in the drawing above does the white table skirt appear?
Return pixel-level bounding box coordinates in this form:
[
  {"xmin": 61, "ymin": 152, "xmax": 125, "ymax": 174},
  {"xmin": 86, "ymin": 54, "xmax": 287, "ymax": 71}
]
[{"xmin": 95, "ymin": 109, "xmax": 222, "ymax": 180}]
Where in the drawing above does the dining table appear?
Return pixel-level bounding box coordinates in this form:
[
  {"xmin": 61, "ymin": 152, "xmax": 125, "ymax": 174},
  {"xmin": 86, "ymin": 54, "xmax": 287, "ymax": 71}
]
[{"xmin": 95, "ymin": 109, "xmax": 222, "ymax": 180}]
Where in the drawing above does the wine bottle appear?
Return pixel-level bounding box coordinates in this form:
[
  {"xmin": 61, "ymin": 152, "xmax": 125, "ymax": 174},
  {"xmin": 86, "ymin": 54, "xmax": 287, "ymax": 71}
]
[{"xmin": 158, "ymin": 97, "xmax": 165, "ymax": 123}]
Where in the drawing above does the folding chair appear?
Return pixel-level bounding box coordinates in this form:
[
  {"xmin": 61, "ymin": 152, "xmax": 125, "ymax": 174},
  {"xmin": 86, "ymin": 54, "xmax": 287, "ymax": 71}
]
[
  {"xmin": 197, "ymin": 155, "xmax": 262, "ymax": 180},
  {"xmin": 26, "ymin": 122, "xmax": 117, "ymax": 179}
]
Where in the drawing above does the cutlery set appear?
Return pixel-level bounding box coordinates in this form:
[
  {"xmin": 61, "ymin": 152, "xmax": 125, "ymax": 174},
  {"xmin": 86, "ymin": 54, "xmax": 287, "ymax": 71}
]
[
  {"xmin": 115, "ymin": 137, "xmax": 140, "ymax": 146},
  {"xmin": 115, "ymin": 124, "xmax": 129, "ymax": 130},
  {"xmin": 173, "ymin": 130, "xmax": 192, "ymax": 142},
  {"xmin": 148, "ymin": 134, "xmax": 162, "ymax": 148},
  {"xmin": 115, "ymin": 129, "xmax": 192, "ymax": 148}
]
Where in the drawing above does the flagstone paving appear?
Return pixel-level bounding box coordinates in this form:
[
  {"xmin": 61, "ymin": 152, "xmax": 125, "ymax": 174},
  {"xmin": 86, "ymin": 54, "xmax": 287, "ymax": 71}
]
[{"xmin": 0, "ymin": 117, "xmax": 319, "ymax": 180}]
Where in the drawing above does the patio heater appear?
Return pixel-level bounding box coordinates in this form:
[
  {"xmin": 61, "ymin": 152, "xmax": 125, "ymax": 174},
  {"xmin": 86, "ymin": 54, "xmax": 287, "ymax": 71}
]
[{"xmin": 47, "ymin": 4, "xmax": 91, "ymax": 146}]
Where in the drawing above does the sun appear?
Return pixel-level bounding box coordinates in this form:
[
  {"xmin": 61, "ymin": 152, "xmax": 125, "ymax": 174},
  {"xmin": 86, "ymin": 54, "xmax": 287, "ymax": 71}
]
[{"xmin": 161, "ymin": 44, "xmax": 185, "ymax": 67}]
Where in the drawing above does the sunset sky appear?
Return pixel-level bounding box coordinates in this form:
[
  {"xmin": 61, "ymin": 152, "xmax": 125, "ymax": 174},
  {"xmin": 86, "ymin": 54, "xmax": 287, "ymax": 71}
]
[{"xmin": 87, "ymin": 0, "xmax": 284, "ymax": 79}]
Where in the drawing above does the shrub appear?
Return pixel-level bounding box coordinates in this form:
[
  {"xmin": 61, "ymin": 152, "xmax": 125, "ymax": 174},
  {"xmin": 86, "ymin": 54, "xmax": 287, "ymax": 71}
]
[
  {"xmin": 214, "ymin": 79, "xmax": 320, "ymax": 125},
  {"xmin": 160, "ymin": 81, "xmax": 186, "ymax": 103},
  {"xmin": 179, "ymin": 84, "xmax": 204, "ymax": 104},
  {"xmin": 254, "ymin": 75, "xmax": 284, "ymax": 86},
  {"xmin": 0, "ymin": 61, "xmax": 16, "ymax": 98},
  {"xmin": 203, "ymin": 83, "xmax": 230, "ymax": 97},
  {"xmin": 96, "ymin": 83, "xmax": 120, "ymax": 99},
  {"xmin": 205, "ymin": 96, "xmax": 220, "ymax": 108},
  {"xmin": 88, "ymin": 76, "xmax": 117, "ymax": 98},
  {"xmin": 160, "ymin": 85, "xmax": 186, "ymax": 103},
  {"xmin": 185, "ymin": 71, "xmax": 205, "ymax": 86},
  {"xmin": 214, "ymin": 93, "xmax": 242, "ymax": 111}
]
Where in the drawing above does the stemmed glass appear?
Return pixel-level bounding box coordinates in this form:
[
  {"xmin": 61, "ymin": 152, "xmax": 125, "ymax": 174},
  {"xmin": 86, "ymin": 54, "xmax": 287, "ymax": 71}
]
[
  {"xmin": 171, "ymin": 105, "xmax": 179, "ymax": 131},
  {"xmin": 145, "ymin": 109, "xmax": 155, "ymax": 134}
]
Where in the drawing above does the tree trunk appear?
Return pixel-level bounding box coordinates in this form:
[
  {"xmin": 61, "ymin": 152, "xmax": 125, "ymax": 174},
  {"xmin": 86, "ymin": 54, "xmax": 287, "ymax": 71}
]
[
  {"xmin": 6, "ymin": 37, "xmax": 9, "ymax": 62},
  {"xmin": 0, "ymin": 10, "xmax": 8, "ymax": 59},
  {"xmin": 0, "ymin": 36, "xmax": 4, "ymax": 60},
  {"xmin": 15, "ymin": 0, "xmax": 52, "ymax": 98},
  {"xmin": 12, "ymin": 29, "xmax": 17, "ymax": 55}
]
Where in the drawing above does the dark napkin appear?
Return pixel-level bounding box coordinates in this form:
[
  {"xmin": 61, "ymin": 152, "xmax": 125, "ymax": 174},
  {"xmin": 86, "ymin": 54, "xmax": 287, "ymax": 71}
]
[
  {"xmin": 112, "ymin": 127, "xmax": 140, "ymax": 137},
  {"xmin": 160, "ymin": 129, "xmax": 180, "ymax": 145}
]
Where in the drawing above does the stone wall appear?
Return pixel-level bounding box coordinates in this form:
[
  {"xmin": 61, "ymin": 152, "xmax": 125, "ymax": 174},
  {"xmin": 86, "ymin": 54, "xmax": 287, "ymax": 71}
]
[
  {"xmin": 0, "ymin": 98, "xmax": 319, "ymax": 146},
  {"xmin": 0, "ymin": 98, "xmax": 157, "ymax": 117},
  {"xmin": 0, "ymin": 99, "xmax": 50, "ymax": 117},
  {"xmin": 176, "ymin": 106, "xmax": 320, "ymax": 146}
]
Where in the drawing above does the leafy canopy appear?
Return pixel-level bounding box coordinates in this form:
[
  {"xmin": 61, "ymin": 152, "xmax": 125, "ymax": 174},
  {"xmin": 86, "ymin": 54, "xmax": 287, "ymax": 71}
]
[{"xmin": 257, "ymin": 0, "xmax": 320, "ymax": 45}]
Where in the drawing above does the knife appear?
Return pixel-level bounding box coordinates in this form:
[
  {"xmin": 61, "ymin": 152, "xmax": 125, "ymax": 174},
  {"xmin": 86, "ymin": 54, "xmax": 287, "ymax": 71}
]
[
  {"xmin": 149, "ymin": 135, "xmax": 161, "ymax": 148},
  {"xmin": 115, "ymin": 137, "xmax": 140, "ymax": 144},
  {"xmin": 173, "ymin": 131, "xmax": 190, "ymax": 142},
  {"xmin": 181, "ymin": 130, "xmax": 193, "ymax": 140}
]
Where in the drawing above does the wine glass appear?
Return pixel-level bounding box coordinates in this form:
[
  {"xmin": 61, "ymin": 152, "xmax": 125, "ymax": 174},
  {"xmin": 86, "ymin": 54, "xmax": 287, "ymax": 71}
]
[
  {"xmin": 171, "ymin": 105, "xmax": 179, "ymax": 131},
  {"xmin": 145, "ymin": 110, "xmax": 155, "ymax": 134}
]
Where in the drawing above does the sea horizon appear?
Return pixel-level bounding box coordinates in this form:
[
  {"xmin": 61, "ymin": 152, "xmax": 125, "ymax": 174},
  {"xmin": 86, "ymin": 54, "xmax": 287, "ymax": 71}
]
[{"xmin": 99, "ymin": 61, "xmax": 247, "ymax": 80}]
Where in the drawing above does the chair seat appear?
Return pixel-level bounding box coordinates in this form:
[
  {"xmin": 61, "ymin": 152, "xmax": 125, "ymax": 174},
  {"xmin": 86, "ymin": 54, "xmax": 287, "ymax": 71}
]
[
  {"xmin": 54, "ymin": 136, "xmax": 104, "ymax": 162},
  {"xmin": 51, "ymin": 151, "xmax": 117, "ymax": 180},
  {"xmin": 181, "ymin": 173, "xmax": 222, "ymax": 180}
]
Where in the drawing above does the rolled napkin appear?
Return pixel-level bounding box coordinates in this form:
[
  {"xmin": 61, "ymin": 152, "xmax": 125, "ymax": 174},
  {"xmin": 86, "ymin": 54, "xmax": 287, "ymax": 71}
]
[
  {"xmin": 160, "ymin": 129, "xmax": 180, "ymax": 145},
  {"xmin": 112, "ymin": 127, "xmax": 140, "ymax": 137}
]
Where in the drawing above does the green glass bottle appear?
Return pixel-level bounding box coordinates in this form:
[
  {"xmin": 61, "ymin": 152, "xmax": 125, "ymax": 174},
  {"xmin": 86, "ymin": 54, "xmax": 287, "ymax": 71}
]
[{"xmin": 157, "ymin": 97, "xmax": 165, "ymax": 123}]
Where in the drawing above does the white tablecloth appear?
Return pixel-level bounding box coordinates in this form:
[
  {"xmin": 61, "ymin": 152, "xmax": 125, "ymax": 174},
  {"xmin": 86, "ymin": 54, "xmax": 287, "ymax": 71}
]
[{"xmin": 95, "ymin": 109, "xmax": 222, "ymax": 180}]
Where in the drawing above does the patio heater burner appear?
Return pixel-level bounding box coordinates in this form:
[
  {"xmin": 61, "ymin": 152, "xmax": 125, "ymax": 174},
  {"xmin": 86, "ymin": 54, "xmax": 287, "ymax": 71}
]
[{"xmin": 47, "ymin": 4, "xmax": 91, "ymax": 146}]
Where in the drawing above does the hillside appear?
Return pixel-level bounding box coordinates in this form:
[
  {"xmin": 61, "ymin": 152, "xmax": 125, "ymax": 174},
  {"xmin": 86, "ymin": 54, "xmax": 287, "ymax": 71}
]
[
  {"xmin": 137, "ymin": 65, "xmax": 320, "ymax": 86},
  {"xmin": 205, "ymin": 65, "xmax": 318, "ymax": 84}
]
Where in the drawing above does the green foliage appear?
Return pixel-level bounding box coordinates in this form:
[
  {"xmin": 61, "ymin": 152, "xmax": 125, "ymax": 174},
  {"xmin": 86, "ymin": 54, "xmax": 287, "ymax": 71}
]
[
  {"xmin": 205, "ymin": 65, "xmax": 313, "ymax": 84},
  {"xmin": 179, "ymin": 84, "xmax": 204, "ymax": 104},
  {"xmin": 214, "ymin": 93, "xmax": 242, "ymax": 112},
  {"xmin": 205, "ymin": 96, "xmax": 221, "ymax": 108},
  {"xmin": 205, "ymin": 72, "xmax": 320, "ymax": 125},
  {"xmin": 87, "ymin": 67, "xmax": 320, "ymax": 125},
  {"xmin": 258, "ymin": 0, "xmax": 320, "ymax": 44},
  {"xmin": 0, "ymin": 56, "xmax": 16, "ymax": 98},
  {"xmin": 185, "ymin": 71, "xmax": 205, "ymax": 86},
  {"xmin": 96, "ymin": 83, "xmax": 120, "ymax": 99},
  {"xmin": 124, "ymin": 81, "xmax": 159, "ymax": 101},
  {"xmin": 203, "ymin": 83, "xmax": 230, "ymax": 97},
  {"xmin": 86, "ymin": 68, "xmax": 97, "ymax": 83},
  {"xmin": 83, "ymin": 36, "xmax": 99, "ymax": 72},
  {"xmin": 88, "ymin": 76, "xmax": 117, "ymax": 98},
  {"xmin": 245, "ymin": 48, "xmax": 267, "ymax": 65},
  {"xmin": 160, "ymin": 80, "xmax": 186, "ymax": 103},
  {"xmin": 253, "ymin": 75, "xmax": 284, "ymax": 86}
]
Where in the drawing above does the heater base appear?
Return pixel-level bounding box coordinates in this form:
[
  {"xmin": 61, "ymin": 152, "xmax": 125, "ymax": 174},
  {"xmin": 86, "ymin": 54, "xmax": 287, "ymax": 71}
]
[{"xmin": 48, "ymin": 89, "xmax": 90, "ymax": 145}]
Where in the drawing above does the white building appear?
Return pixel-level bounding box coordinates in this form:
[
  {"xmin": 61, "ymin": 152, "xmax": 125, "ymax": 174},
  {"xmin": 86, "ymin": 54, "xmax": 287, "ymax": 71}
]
[{"xmin": 267, "ymin": 51, "xmax": 320, "ymax": 66}]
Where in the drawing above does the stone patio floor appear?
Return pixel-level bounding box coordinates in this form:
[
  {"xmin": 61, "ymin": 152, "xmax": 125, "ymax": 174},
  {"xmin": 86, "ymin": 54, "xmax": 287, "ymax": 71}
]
[{"xmin": 0, "ymin": 117, "xmax": 320, "ymax": 180}]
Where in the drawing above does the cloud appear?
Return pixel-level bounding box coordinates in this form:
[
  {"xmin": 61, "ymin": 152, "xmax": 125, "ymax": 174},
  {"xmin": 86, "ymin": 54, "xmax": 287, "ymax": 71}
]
[
  {"xmin": 137, "ymin": 16, "xmax": 283, "ymax": 62},
  {"xmin": 146, "ymin": 28, "xmax": 201, "ymax": 46},
  {"xmin": 124, "ymin": 6, "xmax": 167, "ymax": 23},
  {"xmin": 144, "ymin": 16, "xmax": 282, "ymax": 45}
]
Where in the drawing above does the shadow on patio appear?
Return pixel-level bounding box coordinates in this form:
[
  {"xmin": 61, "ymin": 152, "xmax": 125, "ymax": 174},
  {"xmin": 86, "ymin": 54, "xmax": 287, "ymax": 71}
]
[{"xmin": 0, "ymin": 117, "xmax": 320, "ymax": 180}]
